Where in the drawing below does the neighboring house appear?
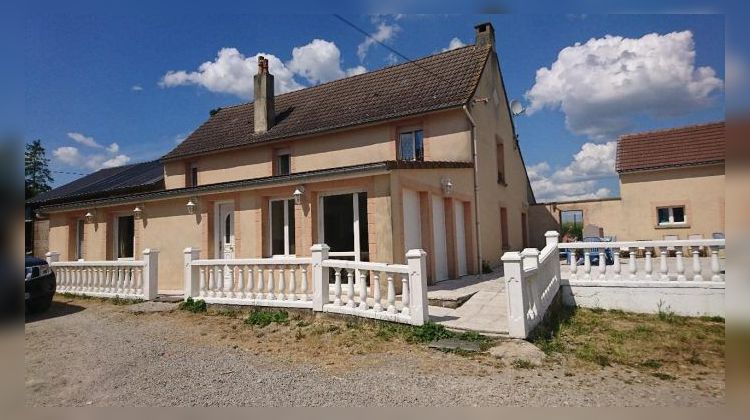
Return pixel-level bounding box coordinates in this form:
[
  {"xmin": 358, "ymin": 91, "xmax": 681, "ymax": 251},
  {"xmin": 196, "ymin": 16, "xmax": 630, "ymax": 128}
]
[
  {"xmin": 28, "ymin": 22, "xmax": 534, "ymax": 293},
  {"xmin": 529, "ymin": 121, "xmax": 725, "ymax": 247}
]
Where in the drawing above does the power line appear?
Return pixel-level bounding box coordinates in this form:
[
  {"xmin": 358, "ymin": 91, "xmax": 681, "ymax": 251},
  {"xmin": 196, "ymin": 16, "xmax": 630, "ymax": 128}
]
[
  {"xmin": 332, "ymin": 14, "xmax": 449, "ymax": 84},
  {"xmin": 50, "ymin": 170, "xmax": 87, "ymax": 176}
]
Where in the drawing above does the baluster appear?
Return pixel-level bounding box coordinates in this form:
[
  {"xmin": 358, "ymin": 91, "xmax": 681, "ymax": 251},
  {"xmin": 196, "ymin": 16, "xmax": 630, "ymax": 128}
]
[
  {"xmin": 226, "ymin": 265, "xmax": 235, "ymax": 298},
  {"xmin": 569, "ymin": 251, "xmax": 577, "ymax": 280},
  {"xmin": 73, "ymin": 267, "xmax": 78, "ymax": 292},
  {"xmin": 401, "ymin": 275, "xmax": 410, "ymax": 316},
  {"xmin": 358, "ymin": 271, "xmax": 368, "ymax": 310},
  {"xmin": 218, "ymin": 265, "xmax": 226, "ymax": 297},
  {"xmin": 710, "ymin": 249, "xmax": 722, "ymax": 281},
  {"xmin": 583, "ymin": 252, "xmax": 591, "ymax": 280},
  {"xmin": 127, "ymin": 267, "xmax": 134, "ymax": 294},
  {"xmin": 346, "ymin": 269, "xmax": 355, "ymax": 308},
  {"xmin": 659, "ymin": 248, "xmax": 669, "ymax": 281},
  {"xmin": 255, "ymin": 266, "xmax": 263, "ymax": 300},
  {"xmin": 208, "ymin": 266, "xmax": 216, "ymax": 297},
  {"xmin": 333, "ymin": 268, "xmax": 342, "ymax": 306},
  {"xmin": 644, "ymin": 250, "xmax": 653, "ymax": 281},
  {"xmin": 199, "ymin": 266, "xmax": 206, "ymax": 297},
  {"xmin": 92, "ymin": 267, "xmax": 99, "ymax": 292},
  {"xmin": 266, "ymin": 266, "xmax": 275, "ymax": 300},
  {"xmin": 99, "ymin": 267, "xmax": 106, "ymax": 293},
  {"xmin": 81, "ymin": 267, "xmax": 87, "ymax": 292},
  {"xmin": 372, "ymin": 272, "xmax": 383, "ymax": 311},
  {"xmin": 613, "ymin": 251, "xmax": 621, "ymax": 280},
  {"xmin": 598, "ymin": 251, "xmax": 606, "ymax": 280},
  {"xmin": 84, "ymin": 267, "xmax": 90, "ymax": 292},
  {"xmin": 386, "ymin": 274, "xmax": 396, "ymax": 314},
  {"xmin": 299, "ymin": 265, "xmax": 308, "ymax": 301},
  {"xmin": 628, "ymin": 249, "xmax": 637, "ymax": 280},
  {"xmin": 288, "ymin": 265, "xmax": 296, "ymax": 301},
  {"xmin": 676, "ymin": 251, "xmax": 686, "ymax": 281},
  {"xmin": 278, "ymin": 266, "xmax": 286, "ymax": 300},
  {"xmin": 238, "ymin": 265, "xmax": 246, "ymax": 299},
  {"xmin": 246, "ymin": 265, "xmax": 254, "ymax": 299},
  {"xmin": 692, "ymin": 248, "xmax": 703, "ymax": 281},
  {"xmin": 137, "ymin": 267, "xmax": 144, "ymax": 294}
]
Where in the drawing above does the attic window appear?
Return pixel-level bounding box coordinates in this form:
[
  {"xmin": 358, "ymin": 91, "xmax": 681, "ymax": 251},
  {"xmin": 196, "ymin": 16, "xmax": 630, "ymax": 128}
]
[{"xmin": 398, "ymin": 129, "xmax": 424, "ymax": 161}]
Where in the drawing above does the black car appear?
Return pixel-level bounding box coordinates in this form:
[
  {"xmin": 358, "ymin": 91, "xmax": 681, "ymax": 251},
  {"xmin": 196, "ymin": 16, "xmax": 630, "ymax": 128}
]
[{"xmin": 25, "ymin": 256, "xmax": 56, "ymax": 313}]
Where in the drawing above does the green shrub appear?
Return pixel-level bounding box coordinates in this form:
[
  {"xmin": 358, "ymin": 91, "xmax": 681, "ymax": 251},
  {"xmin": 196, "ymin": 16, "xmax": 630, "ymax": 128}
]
[
  {"xmin": 481, "ymin": 260, "xmax": 493, "ymax": 274},
  {"xmin": 406, "ymin": 322, "xmax": 455, "ymax": 343},
  {"xmin": 245, "ymin": 309, "xmax": 289, "ymax": 327},
  {"xmin": 179, "ymin": 297, "xmax": 207, "ymax": 313},
  {"xmin": 511, "ymin": 359, "xmax": 535, "ymax": 369}
]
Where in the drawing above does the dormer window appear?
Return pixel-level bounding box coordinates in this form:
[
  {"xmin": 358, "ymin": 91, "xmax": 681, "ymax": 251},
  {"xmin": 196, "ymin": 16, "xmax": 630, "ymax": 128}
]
[
  {"xmin": 275, "ymin": 148, "xmax": 291, "ymax": 175},
  {"xmin": 398, "ymin": 129, "xmax": 424, "ymax": 161}
]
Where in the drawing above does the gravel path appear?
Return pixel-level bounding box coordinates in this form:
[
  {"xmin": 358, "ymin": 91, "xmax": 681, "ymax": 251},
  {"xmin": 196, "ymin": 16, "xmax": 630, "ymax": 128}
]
[{"xmin": 25, "ymin": 298, "xmax": 724, "ymax": 407}]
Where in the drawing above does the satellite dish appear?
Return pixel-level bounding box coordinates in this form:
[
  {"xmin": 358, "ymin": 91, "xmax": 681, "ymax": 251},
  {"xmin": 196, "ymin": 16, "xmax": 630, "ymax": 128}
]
[{"xmin": 510, "ymin": 99, "xmax": 525, "ymax": 116}]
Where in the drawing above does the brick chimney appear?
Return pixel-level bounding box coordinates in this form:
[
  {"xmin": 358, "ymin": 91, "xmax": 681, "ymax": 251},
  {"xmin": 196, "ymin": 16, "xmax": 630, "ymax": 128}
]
[
  {"xmin": 474, "ymin": 22, "xmax": 495, "ymax": 50},
  {"xmin": 253, "ymin": 56, "xmax": 275, "ymax": 133}
]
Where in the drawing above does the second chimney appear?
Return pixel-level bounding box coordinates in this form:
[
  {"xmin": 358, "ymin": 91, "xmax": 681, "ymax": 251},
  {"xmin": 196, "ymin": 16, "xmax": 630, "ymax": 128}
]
[
  {"xmin": 474, "ymin": 22, "xmax": 496, "ymax": 50},
  {"xmin": 254, "ymin": 56, "xmax": 275, "ymax": 133}
]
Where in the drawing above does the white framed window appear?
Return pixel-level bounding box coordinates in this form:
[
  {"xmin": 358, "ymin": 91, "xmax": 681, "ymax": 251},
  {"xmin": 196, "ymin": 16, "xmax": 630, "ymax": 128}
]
[
  {"xmin": 190, "ymin": 164, "xmax": 199, "ymax": 187},
  {"xmin": 275, "ymin": 148, "xmax": 291, "ymax": 175},
  {"xmin": 398, "ymin": 129, "xmax": 424, "ymax": 161},
  {"xmin": 270, "ymin": 198, "xmax": 295, "ymax": 256},
  {"xmin": 657, "ymin": 206, "xmax": 686, "ymax": 226},
  {"xmin": 75, "ymin": 218, "xmax": 84, "ymax": 260},
  {"xmin": 113, "ymin": 215, "xmax": 135, "ymax": 259}
]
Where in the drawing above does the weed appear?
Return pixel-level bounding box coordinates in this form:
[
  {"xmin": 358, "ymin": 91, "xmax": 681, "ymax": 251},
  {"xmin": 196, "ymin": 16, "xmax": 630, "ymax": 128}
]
[
  {"xmin": 109, "ymin": 296, "xmax": 143, "ymax": 305},
  {"xmin": 652, "ymin": 372, "xmax": 677, "ymax": 381},
  {"xmin": 687, "ymin": 348, "xmax": 705, "ymax": 365},
  {"xmin": 406, "ymin": 322, "xmax": 455, "ymax": 343},
  {"xmin": 178, "ymin": 297, "xmax": 207, "ymax": 313},
  {"xmin": 214, "ymin": 308, "xmax": 240, "ymax": 318},
  {"xmin": 699, "ymin": 315, "xmax": 725, "ymax": 323},
  {"xmin": 244, "ymin": 309, "xmax": 289, "ymax": 327},
  {"xmin": 575, "ymin": 344, "xmax": 611, "ymax": 367},
  {"xmin": 295, "ymin": 329, "xmax": 305, "ymax": 341},
  {"xmin": 511, "ymin": 359, "xmax": 535, "ymax": 369},
  {"xmin": 641, "ymin": 359, "xmax": 662, "ymax": 369},
  {"xmin": 296, "ymin": 320, "xmax": 311, "ymax": 328},
  {"xmin": 481, "ymin": 260, "xmax": 493, "ymax": 274}
]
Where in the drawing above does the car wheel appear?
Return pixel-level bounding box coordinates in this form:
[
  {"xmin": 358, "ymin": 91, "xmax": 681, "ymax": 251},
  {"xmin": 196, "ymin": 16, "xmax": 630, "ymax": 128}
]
[{"xmin": 27, "ymin": 295, "xmax": 53, "ymax": 313}]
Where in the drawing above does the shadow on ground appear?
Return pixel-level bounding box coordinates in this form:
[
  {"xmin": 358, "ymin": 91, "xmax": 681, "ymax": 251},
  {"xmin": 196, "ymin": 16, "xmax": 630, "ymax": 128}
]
[{"xmin": 25, "ymin": 300, "xmax": 85, "ymax": 324}]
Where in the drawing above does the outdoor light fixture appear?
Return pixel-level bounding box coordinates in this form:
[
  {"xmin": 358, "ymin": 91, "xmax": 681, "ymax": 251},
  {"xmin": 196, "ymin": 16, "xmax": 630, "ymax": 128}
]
[
  {"xmin": 293, "ymin": 186, "xmax": 305, "ymax": 205},
  {"xmin": 35, "ymin": 211, "xmax": 44, "ymax": 219},
  {"xmin": 84, "ymin": 210, "xmax": 95, "ymax": 223},
  {"xmin": 133, "ymin": 204, "xmax": 143, "ymax": 220},
  {"xmin": 441, "ymin": 177, "xmax": 454, "ymax": 196},
  {"xmin": 186, "ymin": 198, "xmax": 197, "ymax": 215}
]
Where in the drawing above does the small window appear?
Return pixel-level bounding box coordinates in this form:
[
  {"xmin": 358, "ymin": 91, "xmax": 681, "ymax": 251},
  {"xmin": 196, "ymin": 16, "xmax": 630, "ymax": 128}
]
[
  {"xmin": 398, "ymin": 129, "xmax": 424, "ymax": 161},
  {"xmin": 190, "ymin": 165, "xmax": 198, "ymax": 187},
  {"xmin": 115, "ymin": 215, "xmax": 135, "ymax": 259},
  {"xmin": 496, "ymin": 142, "xmax": 505, "ymax": 184},
  {"xmin": 275, "ymin": 151, "xmax": 291, "ymax": 175},
  {"xmin": 76, "ymin": 219, "xmax": 84, "ymax": 260},
  {"xmin": 657, "ymin": 206, "xmax": 686, "ymax": 226}
]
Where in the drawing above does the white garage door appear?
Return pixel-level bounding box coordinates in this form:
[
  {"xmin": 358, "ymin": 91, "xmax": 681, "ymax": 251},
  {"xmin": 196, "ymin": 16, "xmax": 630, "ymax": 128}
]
[
  {"xmin": 402, "ymin": 189, "xmax": 422, "ymax": 252},
  {"xmin": 431, "ymin": 196, "xmax": 449, "ymax": 282},
  {"xmin": 454, "ymin": 201, "xmax": 468, "ymax": 276}
]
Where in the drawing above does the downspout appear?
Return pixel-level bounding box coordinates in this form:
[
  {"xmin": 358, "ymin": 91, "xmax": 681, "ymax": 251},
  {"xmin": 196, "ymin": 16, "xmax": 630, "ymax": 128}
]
[{"xmin": 462, "ymin": 104, "xmax": 483, "ymax": 278}]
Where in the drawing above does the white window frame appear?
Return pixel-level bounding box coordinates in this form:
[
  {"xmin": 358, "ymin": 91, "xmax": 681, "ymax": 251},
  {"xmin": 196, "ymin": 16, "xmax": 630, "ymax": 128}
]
[
  {"xmin": 398, "ymin": 129, "xmax": 424, "ymax": 161},
  {"xmin": 112, "ymin": 213, "xmax": 135, "ymax": 260},
  {"xmin": 269, "ymin": 198, "xmax": 295, "ymax": 257},
  {"xmin": 213, "ymin": 200, "xmax": 235, "ymax": 259},
  {"xmin": 275, "ymin": 148, "xmax": 291, "ymax": 176},
  {"xmin": 657, "ymin": 206, "xmax": 687, "ymax": 226},
  {"xmin": 317, "ymin": 189, "xmax": 365, "ymax": 261},
  {"xmin": 75, "ymin": 218, "xmax": 85, "ymax": 261}
]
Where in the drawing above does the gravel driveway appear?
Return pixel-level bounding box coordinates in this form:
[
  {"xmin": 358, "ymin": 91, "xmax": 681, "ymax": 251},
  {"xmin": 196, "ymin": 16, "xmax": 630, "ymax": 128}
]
[{"xmin": 25, "ymin": 297, "xmax": 724, "ymax": 407}]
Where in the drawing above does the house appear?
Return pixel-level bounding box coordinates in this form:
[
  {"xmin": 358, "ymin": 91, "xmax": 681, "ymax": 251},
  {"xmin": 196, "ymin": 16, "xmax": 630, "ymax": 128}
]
[
  {"xmin": 529, "ymin": 121, "xmax": 725, "ymax": 247},
  {"xmin": 27, "ymin": 22, "xmax": 534, "ymax": 294}
]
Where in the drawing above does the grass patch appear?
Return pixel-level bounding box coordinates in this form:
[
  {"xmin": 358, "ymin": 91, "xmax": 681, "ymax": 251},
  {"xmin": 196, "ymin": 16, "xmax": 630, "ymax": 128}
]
[
  {"xmin": 652, "ymin": 372, "xmax": 677, "ymax": 381},
  {"xmin": 511, "ymin": 359, "xmax": 535, "ymax": 369},
  {"xmin": 530, "ymin": 306, "xmax": 724, "ymax": 375},
  {"xmin": 58, "ymin": 292, "xmax": 142, "ymax": 305},
  {"xmin": 178, "ymin": 297, "xmax": 207, "ymax": 313},
  {"xmin": 244, "ymin": 309, "xmax": 289, "ymax": 327}
]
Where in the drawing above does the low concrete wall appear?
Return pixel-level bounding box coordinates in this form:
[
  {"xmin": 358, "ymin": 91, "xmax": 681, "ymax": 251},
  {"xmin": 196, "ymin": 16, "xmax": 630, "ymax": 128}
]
[{"xmin": 561, "ymin": 279, "xmax": 724, "ymax": 317}]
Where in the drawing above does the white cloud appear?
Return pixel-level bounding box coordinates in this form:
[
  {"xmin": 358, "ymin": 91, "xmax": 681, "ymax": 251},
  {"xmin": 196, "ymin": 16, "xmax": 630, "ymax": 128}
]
[
  {"xmin": 131, "ymin": 85, "xmax": 143, "ymax": 91},
  {"xmin": 384, "ymin": 53, "xmax": 399, "ymax": 65},
  {"xmin": 528, "ymin": 142, "xmax": 617, "ymax": 202},
  {"xmin": 526, "ymin": 30, "xmax": 723, "ymax": 140},
  {"xmin": 53, "ymin": 146, "xmax": 82, "ymax": 167},
  {"xmin": 356, "ymin": 18, "xmax": 400, "ymax": 61},
  {"xmin": 102, "ymin": 154, "xmax": 131, "ymax": 168},
  {"xmin": 160, "ymin": 48, "xmax": 303, "ymax": 99},
  {"xmin": 106, "ymin": 143, "xmax": 120, "ymax": 154},
  {"xmin": 288, "ymin": 39, "xmax": 366, "ymax": 85},
  {"xmin": 55, "ymin": 133, "xmax": 132, "ymax": 171},
  {"xmin": 174, "ymin": 133, "xmax": 186, "ymax": 144},
  {"xmin": 442, "ymin": 37, "xmax": 466, "ymax": 52},
  {"xmin": 67, "ymin": 132, "xmax": 101, "ymax": 148}
]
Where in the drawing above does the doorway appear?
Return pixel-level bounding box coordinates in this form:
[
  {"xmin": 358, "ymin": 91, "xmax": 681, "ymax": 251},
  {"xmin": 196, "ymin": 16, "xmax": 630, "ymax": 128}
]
[
  {"xmin": 215, "ymin": 202, "xmax": 235, "ymax": 260},
  {"xmin": 431, "ymin": 196, "xmax": 449, "ymax": 282},
  {"xmin": 318, "ymin": 192, "xmax": 369, "ymax": 262}
]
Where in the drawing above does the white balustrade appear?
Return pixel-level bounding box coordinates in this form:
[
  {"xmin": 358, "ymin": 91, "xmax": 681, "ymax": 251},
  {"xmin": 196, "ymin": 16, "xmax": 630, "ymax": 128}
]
[
  {"xmin": 558, "ymin": 238, "xmax": 725, "ymax": 283},
  {"xmin": 46, "ymin": 249, "xmax": 158, "ymax": 300}
]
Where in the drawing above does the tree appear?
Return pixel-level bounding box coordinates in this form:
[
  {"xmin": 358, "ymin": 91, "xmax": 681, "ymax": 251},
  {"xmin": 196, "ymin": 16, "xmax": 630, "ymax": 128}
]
[{"xmin": 25, "ymin": 139, "xmax": 53, "ymax": 199}]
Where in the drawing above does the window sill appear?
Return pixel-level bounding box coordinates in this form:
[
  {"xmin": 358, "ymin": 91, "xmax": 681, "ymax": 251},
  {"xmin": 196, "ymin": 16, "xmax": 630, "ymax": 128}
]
[{"xmin": 655, "ymin": 223, "xmax": 690, "ymax": 229}]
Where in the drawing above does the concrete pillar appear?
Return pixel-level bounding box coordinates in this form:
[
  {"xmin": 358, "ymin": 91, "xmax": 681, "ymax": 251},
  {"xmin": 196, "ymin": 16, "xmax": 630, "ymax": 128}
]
[
  {"xmin": 311, "ymin": 243, "xmax": 330, "ymax": 311},
  {"xmin": 406, "ymin": 249, "xmax": 428, "ymax": 326}
]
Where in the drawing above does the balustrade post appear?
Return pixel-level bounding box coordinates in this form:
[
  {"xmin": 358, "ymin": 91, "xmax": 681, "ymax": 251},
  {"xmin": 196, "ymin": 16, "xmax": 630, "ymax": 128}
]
[
  {"xmin": 288, "ymin": 266, "xmax": 297, "ymax": 301},
  {"xmin": 628, "ymin": 249, "xmax": 637, "ymax": 280},
  {"xmin": 239, "ymin": 265, "xmax": 246, "ymax": 299},
  {"xmin": 386, "ymin": 274, "xmax": 396, "ymax": 314},
  {"xmin": 266, "ymin": 266, "xmax": 275, "ymax": 300},
  {"xmin": 333, "ymin": 269, "xmax": 343, "ymax": 306},
  {"xmin": 358, "ymin": 272, "xmax": 368, "ymax": 310},
  {"xmin": 311, "ymin": 244, "xmax": 330, "ymax": 311},
  {"xmin": 300, "ymin": 266, "xmax": 308, "ymax": 301},
  {"xmin": 372, "ymin": 272, "xmax": 383, "ymax": 312},
  {"xmin": 584, "ymin": 251, "xmax": 592, "ymax": 280},
  {"xmin": 659, "ymin": 248, "xmax": 669, "ymax": 281},
  {"xmin": 278, "ymin": 266, "xmax": 286, "ymax": 300},
  {"xmin": 644, "ymin": 250, "xmax": 653, "ymax": 281},
  {"xmin": 569, "ymin": 250, "xmax": 577, "ymax": 280},
  {"xmin": 502, "ymin": 251, "xmax": 528, "ymax": 339},
  {"xmin": 247, "ymin": 265, "xmax": 255, "ymax": 299},
  {"xmin": 405, "ymin": 249, "xmax": 427, "ymax": 324},
  {"xmin": 710, "ymin": 249, "xmax": 722, "ymax": 281},
  {"xmin": 613, "ymin": 251, "xmax": 621, "ymax": 280},
  {"xmin": 141, "ymin": 249, "xmax": 159, "ymax": 300},
  {"xmin": 346, "ymin": 269, "xmax": 355, "ymax": 308},
  {"xmin": 256, "ymin": 266, "xmax": 264, "ymax": 299},
  {"xmin": 183, "ymin": 248, "xmax": 200, "ymax": 299},
  {"xmin": 226, "ymin": 265, "xmax": 235, "ymax": 298},
  {"xmin": 598, "ymin": 251, "xmax": 606, "ymax": 280},
  {"xmin": 676, "ymin": 251, "xmax": 686, "ymax": 281},
  {"xmin": 692, "ymin": 248, "xmax": 703, "ymax": 281}
]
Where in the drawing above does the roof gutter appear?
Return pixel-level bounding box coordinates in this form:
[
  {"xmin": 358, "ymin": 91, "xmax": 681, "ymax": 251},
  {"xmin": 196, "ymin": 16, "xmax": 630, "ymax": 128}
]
[{"xmin": 462, "ymin": 104, "xmax": 483, "ymax": 278}]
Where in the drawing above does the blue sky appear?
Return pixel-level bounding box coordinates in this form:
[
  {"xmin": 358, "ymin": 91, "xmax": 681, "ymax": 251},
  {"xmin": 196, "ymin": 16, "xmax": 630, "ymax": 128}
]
[{"xmin": 24, "ymin": 14, "xmax": 724, "ymax": 201}]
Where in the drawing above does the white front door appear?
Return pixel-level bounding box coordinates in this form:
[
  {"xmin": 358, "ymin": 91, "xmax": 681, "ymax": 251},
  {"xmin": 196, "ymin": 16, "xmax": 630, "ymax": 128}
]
[
  {"xmin": 216, "ymin": 202, "xmax": 235, "ymax": 260},
  {"xmin": 431, "ymin": 196, "xmax": 449, "ymax": 282},
  {"xmin": 454, "ymin": 201, "xmax": 468, "ymax": 276}
]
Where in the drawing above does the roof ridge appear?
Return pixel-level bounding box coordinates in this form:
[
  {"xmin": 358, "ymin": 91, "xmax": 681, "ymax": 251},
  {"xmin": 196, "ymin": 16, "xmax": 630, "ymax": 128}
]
[
  {"xmin": 215, "ymin": 44, "xmax": 486, "ymax": 112},
  {"xmin": 619, "ymin": 121, "xmax": 725, "ymax": 140}
]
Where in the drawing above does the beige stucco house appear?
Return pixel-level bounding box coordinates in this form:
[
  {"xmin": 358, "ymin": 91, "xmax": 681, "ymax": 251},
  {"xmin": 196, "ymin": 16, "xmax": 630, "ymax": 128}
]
[
  {"xmin": 28, "ymin": 22, "xmax": 535, "ymax": 293},
  {"xmin": 529, "ymin": 121, "xmax": 725, "ymax": 248}
]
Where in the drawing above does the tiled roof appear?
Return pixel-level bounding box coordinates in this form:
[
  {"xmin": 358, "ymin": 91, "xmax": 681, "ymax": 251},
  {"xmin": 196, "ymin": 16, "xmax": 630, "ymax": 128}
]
[
  {"xmin": 616, "ymin": 121, "xmax": 725, "ymax": 173},
  {"xmin": 163, "ymin": 45, "xmax": 492, "ymax": 160},
  {"xmin": 26, "ymin": 160, "xmax": 164, "ymax": 206}
]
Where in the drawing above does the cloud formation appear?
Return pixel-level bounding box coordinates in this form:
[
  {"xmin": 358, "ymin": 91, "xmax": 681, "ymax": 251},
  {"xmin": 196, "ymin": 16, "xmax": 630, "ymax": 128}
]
[
  {"xmin": 356, "ymin": 17, "xmax": 400, "ymax": 61},
  {"xmin": 528, "ymin": 142, "xmax": 617, "ymax": 202},
  {"xmin": 442, "ymin": 37, "xmax": 466, "ymax": 52},
  {"xmin": 55, "ymin": 132, "xmax": 131, "ymax": 171},
  {"xmin": 526, "ymin": 31, "xmax": 723, "ymax": 140},
  {"xmin": 160, "ymin": 39, "xmax": 366, "ymax": 99},
  {"xmin": 131, "ymin": 85, "xmax": 143, "ymax": 91}
]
